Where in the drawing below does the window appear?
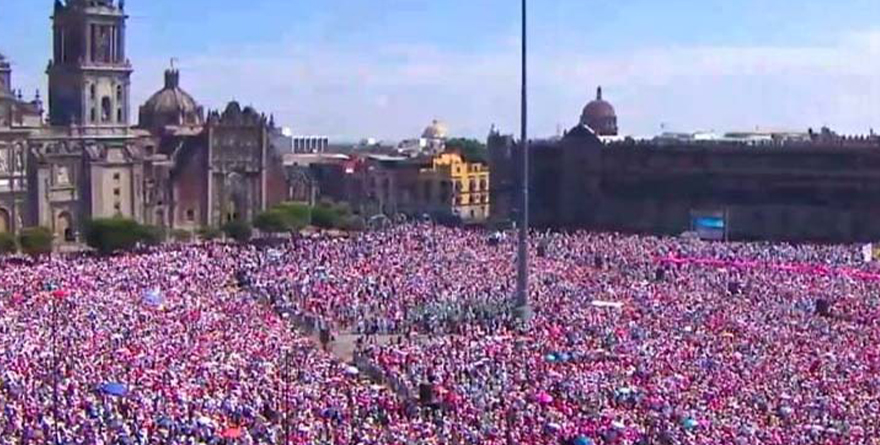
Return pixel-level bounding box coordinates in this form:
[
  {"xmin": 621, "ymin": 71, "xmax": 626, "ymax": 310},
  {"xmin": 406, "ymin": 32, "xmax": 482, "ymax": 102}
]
[
  {"xmin": 114, "ymin": 202, "xmax": 121, "ymax": 211},
  {"xmin": 113, "ymin": 173, "xmax": 121, "ymax": 181},
  {"xmin": 186, "ymin": 209, "xmax": 195, "ymax": 222},
  {"xmin": 101, "ymin": 97, "xmax": 112, "ymax": 122},
  {"xmin": 117, "ymin": 109, "xmax": 123, "ymax": 123},
  {"xmin": 113, "ymin": 188, "xmax": 120, "ymax": 197},
  {"xmin": 90, "ymin": 84, "xmax": 96, "ymax": 100},
  {"xmin": 116, "ymin": 85, "xmax": 123, "ymax": 102},
  {"xmin": 90, "ymin": 108, "xmax": 96, "ymax": 123}
]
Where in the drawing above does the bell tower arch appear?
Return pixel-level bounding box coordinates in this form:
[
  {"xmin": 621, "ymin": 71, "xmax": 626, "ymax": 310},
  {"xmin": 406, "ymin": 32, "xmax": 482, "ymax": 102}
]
[{"xmin": 47, "ymin": 0, "xmax": 132, "ymax": 129}]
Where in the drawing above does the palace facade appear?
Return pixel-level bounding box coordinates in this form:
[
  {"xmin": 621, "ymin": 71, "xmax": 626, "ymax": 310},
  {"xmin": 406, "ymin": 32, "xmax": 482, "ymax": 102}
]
[{"xmin": 490, "ymin": 88, "xmax": 880, "ymax": 242}]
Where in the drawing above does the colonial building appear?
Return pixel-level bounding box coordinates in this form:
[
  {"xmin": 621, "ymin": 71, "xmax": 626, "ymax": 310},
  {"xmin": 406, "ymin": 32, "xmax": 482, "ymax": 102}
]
[
  {"xmin": 0, "ymin": 0, "xmax": 290, "ymax": 241},
  {"xmin": 325, "ymin": 151, "xmax": 490, "ymax": 223},
  {"xmin": 422, "ymin": 152, "xmax": 489, "ymax": 222},
  {"xmin": 490, "ymin": 88, "xmax": 880, "ymax": 242},
  {"xmin": 138, "ymin": 69, "xmax": 289, "ymax": 230}
]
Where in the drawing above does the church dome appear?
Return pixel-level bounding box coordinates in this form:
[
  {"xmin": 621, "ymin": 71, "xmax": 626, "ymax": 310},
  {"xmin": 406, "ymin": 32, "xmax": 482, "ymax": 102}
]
[
  {"xmin": 139, "ymin": 69, "xmax": 204, "ymax": 131},
  {"xmin": 422, "ymin": 119, "xmax": 448, "ymax": 139},
  {"xmin": 580, "ymin": 86, "xmax": 618, "ymax": 136}
]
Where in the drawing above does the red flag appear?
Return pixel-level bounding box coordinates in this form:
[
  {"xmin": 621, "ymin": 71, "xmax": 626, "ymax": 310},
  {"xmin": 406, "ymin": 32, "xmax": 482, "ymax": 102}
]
[{"xmin": 51, "ymin": 289, "xmax": 69, "ymax": 299}]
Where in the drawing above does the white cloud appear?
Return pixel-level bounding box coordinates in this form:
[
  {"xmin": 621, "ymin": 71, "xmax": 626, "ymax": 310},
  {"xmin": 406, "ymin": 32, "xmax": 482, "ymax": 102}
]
[{"xmin": 127, "ymin": 29, "xmax": 880, "ymax": 140}]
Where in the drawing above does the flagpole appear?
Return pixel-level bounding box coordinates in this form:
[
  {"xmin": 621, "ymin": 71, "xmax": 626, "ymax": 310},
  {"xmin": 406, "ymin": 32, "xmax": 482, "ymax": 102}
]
[
  {"xmin": 51, "ymin": 292, "xmax": 61, "ymax": 444},
  {"xmin": 515, "ymin": 0, "xmax": 531, "ymax": 321}
]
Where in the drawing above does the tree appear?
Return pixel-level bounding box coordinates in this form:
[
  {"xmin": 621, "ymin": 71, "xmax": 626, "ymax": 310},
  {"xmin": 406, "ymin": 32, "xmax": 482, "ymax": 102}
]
[
  {"xmin": 0, "ymin": 232, "xmax": 17, "ymax": 255},
  {"xmin": 311, "ymin": 204, "xmax": 341, "ymax": 229},
  {"xmin": 446, "ymin": 138, "xmax": 488, "ymax": 163},
  {"xmin": 222, "ymin": 220, "xmax": 253, "ymax": 243},
  {"xmin": 84, "ymin": 218, "xmax": 158, "ymax": 255},
  {"xmin": 197, "ymin": 226, "xmax": 222, "ymax": 241},
  {"xmin": 254, "ymin": 209, "xmax": 292, "ymax": 235},
  {"xmin": 138, "ymin": 225, "xmax": 165, "ymax": 246},
  {"xmin": 274, "ymin": 202, "xmax": 311, "ymax": 228},
  {"xmin": 19, "ymin": 227, "xmax": 54, "ymax": 256},
  {"xmin": 341, "ymin": 215, "xmax": 366, "ymax": 232},
  {"xmin": 170, "ymin": 229, "xmax": 193, "ymax": 243}
]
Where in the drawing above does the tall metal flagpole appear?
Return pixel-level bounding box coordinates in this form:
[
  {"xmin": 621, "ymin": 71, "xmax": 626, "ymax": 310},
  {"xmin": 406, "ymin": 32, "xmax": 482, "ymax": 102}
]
[{"xmin": 515, "ymin": 0, "xmax": 531, "ymax": 320}]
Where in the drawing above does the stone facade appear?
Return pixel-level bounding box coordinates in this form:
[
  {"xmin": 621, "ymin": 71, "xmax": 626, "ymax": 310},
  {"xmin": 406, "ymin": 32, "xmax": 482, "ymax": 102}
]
[
  {"xmin": 0, "ymin": 0, "xmax": 291, "ymax": 241},
  {"xmin": 490, "ymin": 123, "xmax": 880, "ymax": 242}
]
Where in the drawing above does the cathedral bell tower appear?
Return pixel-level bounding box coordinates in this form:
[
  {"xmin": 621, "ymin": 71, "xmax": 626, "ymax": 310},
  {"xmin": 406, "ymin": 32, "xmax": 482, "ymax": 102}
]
[{"xmin": 47, "ymin": 0, "xmax": 132, "ymax": 129}]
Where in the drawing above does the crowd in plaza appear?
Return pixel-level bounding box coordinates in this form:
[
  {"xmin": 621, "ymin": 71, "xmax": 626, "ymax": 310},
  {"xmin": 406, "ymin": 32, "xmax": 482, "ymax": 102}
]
[{"xmin": 1, "ymin": 223, "xmax": 879, "ymax": 444}]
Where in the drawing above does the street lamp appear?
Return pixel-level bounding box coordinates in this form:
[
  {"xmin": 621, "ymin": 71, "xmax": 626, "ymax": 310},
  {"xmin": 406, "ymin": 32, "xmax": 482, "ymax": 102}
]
[{"xmin": 514, "ymin": 0, "xmax": 531, "ymax": 321}]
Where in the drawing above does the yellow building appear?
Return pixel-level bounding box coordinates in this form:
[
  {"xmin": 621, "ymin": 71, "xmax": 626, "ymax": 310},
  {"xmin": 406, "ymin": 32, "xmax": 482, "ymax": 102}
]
[{"xmin": 421, "ymin": 152, "xmax": 490, "ymax": 222}]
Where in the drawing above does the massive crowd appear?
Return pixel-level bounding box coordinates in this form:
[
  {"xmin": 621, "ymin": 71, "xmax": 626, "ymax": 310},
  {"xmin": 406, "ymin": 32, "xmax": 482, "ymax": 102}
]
[{"xmin": 0, "ymin": 224, "xmax": 878, "ymax": 444}]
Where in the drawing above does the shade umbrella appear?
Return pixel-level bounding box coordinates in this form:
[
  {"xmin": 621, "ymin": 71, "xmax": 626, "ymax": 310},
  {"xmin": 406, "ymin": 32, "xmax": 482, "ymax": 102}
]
[
  {"xmin": 99, "ymin": 382, "xmax": 129, "ymax": 397},
  {"xmin": 574, "ymin": 436, "xmax": 594, "ymax": 445},
  {"xmin": 221, "ymin": 427, "xmax": 243, "ymax": 439},
  {"xmin": 536, "ymin": 392, "xmax": 553, "ymax": 404},
  {"xmin": 143, "ymin": 288, "xmax": 164, "ymax": 307}
]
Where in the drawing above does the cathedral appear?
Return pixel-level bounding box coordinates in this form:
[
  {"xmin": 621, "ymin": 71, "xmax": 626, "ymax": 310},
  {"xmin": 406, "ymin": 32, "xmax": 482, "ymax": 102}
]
[{"xmin": 0, "ymin": 0, "xmax": 289, "ymax": 241}]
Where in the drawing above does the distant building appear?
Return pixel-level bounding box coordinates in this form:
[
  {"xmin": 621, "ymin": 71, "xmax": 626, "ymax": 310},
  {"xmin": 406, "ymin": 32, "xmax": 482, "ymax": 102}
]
[
  {"xmin": 420, "ymin": 119, "xmax": 448, "ymax": 154},
  {"xmin": 490, "ymin": 88, "xmax": 880, "ymax": 242},
  {"xmin": 291, "ymin": 135, "xmax": 329, "ymax": 154},
  {"xmin": 422, "ymin": 151, "xmax": 490, "ymax": 222}
]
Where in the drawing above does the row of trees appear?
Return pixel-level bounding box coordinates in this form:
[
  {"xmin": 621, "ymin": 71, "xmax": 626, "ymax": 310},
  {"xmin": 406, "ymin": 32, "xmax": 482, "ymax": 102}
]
[
  {"xmin": 0, "ymin": 228, "xmax": 55, "ymax": 256},
  {"xmin": 253, "ymin": 201, "xmax": 364, "ymax": 235},
  {"xmin": 0, "ymin": 201, "xmax": 365, "ymax": 257}
]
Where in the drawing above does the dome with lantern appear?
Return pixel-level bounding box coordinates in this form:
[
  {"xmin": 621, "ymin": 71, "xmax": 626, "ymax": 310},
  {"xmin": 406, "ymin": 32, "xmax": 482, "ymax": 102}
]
[
  {"xmin": 579, "ymin": 86, "xmax": 618, "ymax": 136},
  {"xmin": 422, "ymin": 119, "xmax": 449, "ymax": 140},
  {"xmin": 138, "ymin": 68, "xmax": 204, "ymax": 132}
]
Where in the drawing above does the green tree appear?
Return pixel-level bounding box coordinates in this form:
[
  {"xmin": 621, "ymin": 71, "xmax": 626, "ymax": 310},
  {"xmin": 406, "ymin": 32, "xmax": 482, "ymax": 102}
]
[
  {"xmin": 84, "ymin": 218, "xmax": 157, "ymax": 255},
  {"xmin": 341, "ymin": 215, "xmax": 366, "ymax": 232},
  {"xmin": 446, "ymin": 138, "xmax": 488, "ymax": 163},
  {"xmin": 310, "ymin": 204, "xmax": 341, "ymax": 229},
  {"xmin": 197, "ymin": 226, "xmax": 223, "ymax": 241},
  {"xmin": 222, "ymin": 220, "xmax": 253, "ymax": 243},
  {"xmin": 139, "ymin": 225, "xmax": 165, "ymax": 246},
  {"xmin": 19, "ymin": 227, "xmax": 54, "ymax": 256},
  {"xmin": 274, "ymin": 202, "xmax": 311, "ymax": 228},
  {"xmin": 0, "ymin": 232, "xmax": 17, "ymax": 255},
  {"xmin": 254, "ymin": 209, "xmax": 292, "ymax": 234}
]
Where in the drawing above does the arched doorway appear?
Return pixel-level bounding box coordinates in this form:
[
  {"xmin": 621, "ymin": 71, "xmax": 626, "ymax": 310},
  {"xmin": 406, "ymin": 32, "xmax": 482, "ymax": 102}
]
[
  {"xmin": 56, "ymin": 211, "xmax": 74, "ymax": 242},
  {"xmin": 0, "ymin": 208, "xmax": 10, "ymax": 234}
]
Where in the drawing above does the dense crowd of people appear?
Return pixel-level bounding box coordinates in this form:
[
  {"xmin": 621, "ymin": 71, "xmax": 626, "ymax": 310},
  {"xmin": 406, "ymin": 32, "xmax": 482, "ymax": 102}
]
[{"xmin": 1, "ymin": 224, "xmax": 878, "ymax": 444}]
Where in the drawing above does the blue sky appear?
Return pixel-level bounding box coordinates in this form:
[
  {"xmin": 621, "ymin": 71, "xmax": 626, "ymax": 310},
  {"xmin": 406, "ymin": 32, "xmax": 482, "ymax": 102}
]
[{"xmin": 2, "ymin": 0, "xmax": 879, "ymax": 140}]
